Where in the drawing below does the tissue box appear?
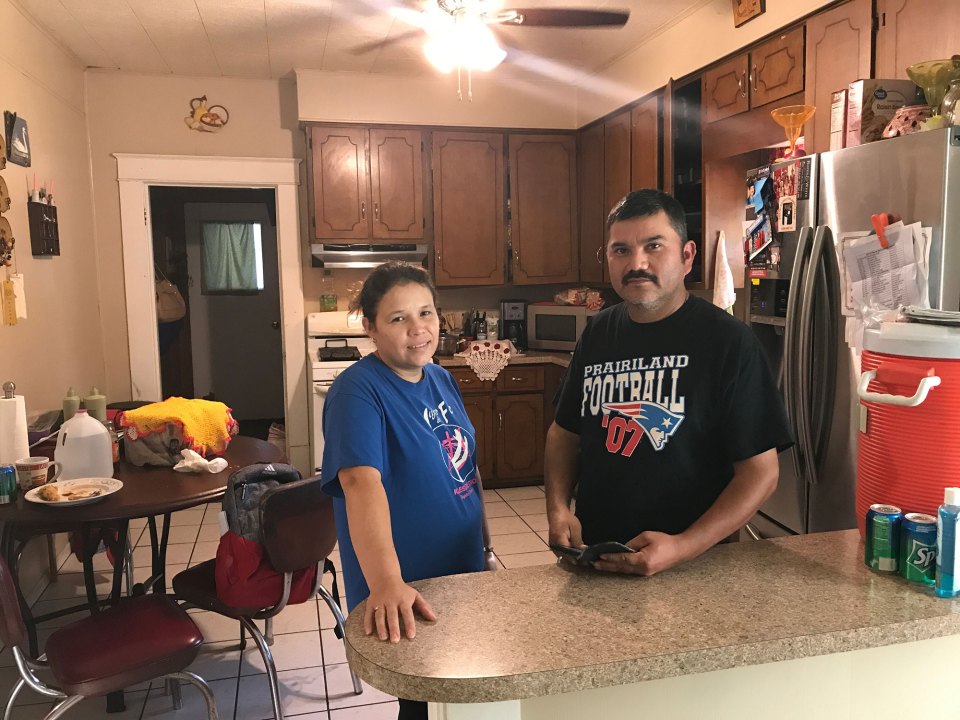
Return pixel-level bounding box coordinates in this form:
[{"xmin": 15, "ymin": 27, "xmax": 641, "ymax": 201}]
[{"xmin": 846, "ymin": 79, "xmax": 919, "ymax": 147}]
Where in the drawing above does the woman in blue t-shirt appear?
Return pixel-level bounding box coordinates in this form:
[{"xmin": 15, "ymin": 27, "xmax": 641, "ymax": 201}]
[{"xmin": 321, "ymin": 262, "xmax": 493, "ymax": 720}]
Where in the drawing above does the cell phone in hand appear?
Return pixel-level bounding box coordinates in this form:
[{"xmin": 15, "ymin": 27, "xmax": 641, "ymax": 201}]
[{"xmin": 550, "ymin": 541, "xmax": 635, "ymax": 565}]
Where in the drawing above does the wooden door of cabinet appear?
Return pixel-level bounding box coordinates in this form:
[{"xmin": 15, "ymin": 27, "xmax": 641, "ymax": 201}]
[
  {"xmin": 750, "ymin": 27, "xmax": 805, "ymax": 108},
  {"xmin": 804, "ymin": 0, "xmax": 872, "ymax": 154},
  {"xmin": 603, "ymin": 110, "xmax": 632, "ymax": 221},
  {"xmin": 369, "ymin": 128, "xmax": 423, "ymax": 239},
  {"xmin": 462, "ymin": 393, "xmax": 494, "ymax": 481},
  {"xmin": 510, "ymin": 134, "xmax": 578, "ymax": 285},
  {"xmin": 311, "ymin": 127, "xmax": 369, "ymax": 239},
  {"xmin": 630, "ymin": 94, "xmax": 660, "ymax": 191},
  {"xmin": 876, "ymin": 0, "xmax": 960, "ymax": 80},
  {"xmin": 495, "ymin": 394, "xmax": 545, "ymax": 480},
  {"xmin": 703, "ymin": 54, "xmax": 750, "ymax": 123},
  {"xmin": 432, "ymin": 131, "xmax": 505, "ymax": 287},
  {"xmin": 578, "ymin": 123, "xmax": 605, "ymax": 284}
]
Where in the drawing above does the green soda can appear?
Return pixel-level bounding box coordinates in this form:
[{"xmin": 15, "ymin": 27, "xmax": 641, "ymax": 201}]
[
  {"xmin": 865, "ymin": 504, "xmax": 902, "ymax": 573},
  {"xmin": 899, "ymin": 512, "xmax": 937, "ymax": 584}
]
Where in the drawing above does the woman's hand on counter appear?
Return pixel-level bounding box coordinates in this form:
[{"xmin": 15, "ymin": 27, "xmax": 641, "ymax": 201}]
[
  {"xmin": 364, "ymin": 578, "xmax": 437, "ymax": 643},
  {"xmin": 592, "ymin": 531, "xmax": 692, "ymax": 576}
]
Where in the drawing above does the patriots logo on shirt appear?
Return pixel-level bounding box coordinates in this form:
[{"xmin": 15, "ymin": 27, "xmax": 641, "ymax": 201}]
[{"xmin": 601, "ymin": 401, "xmax": 684, "ymax": 451}]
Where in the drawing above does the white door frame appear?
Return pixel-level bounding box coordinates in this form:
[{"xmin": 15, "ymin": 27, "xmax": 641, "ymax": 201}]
[{"xmin": 115, "ymin": 154, "xmax": 310, "ymax": 472}]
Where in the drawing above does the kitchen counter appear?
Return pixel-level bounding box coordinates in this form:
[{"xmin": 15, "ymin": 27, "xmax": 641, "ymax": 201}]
[
  {"xmin": 345, "ymin": 530, "xmax": 960, "ymax": 718},
  {"xmin": 436, "ymin": 350, "xmax": 571, "ymax": 369}
]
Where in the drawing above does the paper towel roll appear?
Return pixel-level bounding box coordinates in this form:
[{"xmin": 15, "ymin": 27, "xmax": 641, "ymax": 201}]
[{"xmin": 0, "ymin": 395, "xmax": 30, "ymax": 465}]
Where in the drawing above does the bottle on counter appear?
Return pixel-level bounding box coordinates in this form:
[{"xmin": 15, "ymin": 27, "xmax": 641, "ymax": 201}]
[
  {"xmin": 83, "ymin": 387, "xmax": 107, "ymax": 423},
  {"xmin": 476, "ymin": 312, "xmax": 488, "ymax": 340},
  {"xmin": 936, "ymin": 487, "xmax": 960, "ymax": 598},
  {"xmin": 63, "ymin": 387, "xmax": 80, "ymax": 422}
]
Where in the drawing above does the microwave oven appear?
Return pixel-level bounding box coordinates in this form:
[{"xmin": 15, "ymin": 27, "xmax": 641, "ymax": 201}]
[{"xmin": 527, "ymin": 304, "xmax": 598, "ymax": 352}]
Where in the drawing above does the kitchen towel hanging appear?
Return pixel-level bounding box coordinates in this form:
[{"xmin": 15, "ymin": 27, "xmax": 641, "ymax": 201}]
[{"xmin": 0, "ymin": 382, "xmax": 29, "ymax": 465}]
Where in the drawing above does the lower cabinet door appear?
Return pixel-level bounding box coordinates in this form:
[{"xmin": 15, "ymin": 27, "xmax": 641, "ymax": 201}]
[
  {"xmin": 461, "ymin": 393, "xmax": 494, "ymax": 482},
  {"xmin": 495, "ymin": 393, "xmax": 545, "ymax": 480}
]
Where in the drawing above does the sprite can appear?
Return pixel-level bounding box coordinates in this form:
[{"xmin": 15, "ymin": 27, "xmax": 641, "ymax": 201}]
[
  {"xmin": 900, "ymin": 512, "xmax": 937, "ymax": 584},
  {"xmin": 0, "ymin": 464, "xmax": 15, "ymax": 504},
  {"xmin": 865, "ymin": 504, "xmax": 902, "ymax": 573}
]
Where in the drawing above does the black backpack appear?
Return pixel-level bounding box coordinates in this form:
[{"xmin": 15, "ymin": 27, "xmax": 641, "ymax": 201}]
[{"xmin": 221, "ymin": 463, "xmax": 302, "ymax": 543}]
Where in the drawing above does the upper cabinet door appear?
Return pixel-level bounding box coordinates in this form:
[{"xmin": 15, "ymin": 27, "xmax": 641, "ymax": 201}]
[
  {"xmin": 603, "ymin": 110, "xmax": 632, "ymax": 216},
  {"xmin": 804, "ymin": 0, "xmax": 872, "ymax": 154},
  {"xmin": 750, "ymin": 26, "xmax": 805, "ymax": 108},
  {"xmin": 311, "ymin": 127, "xmax": 369, "ymax": 240},
  {"xmin": 432, "ymin": 131, "xmax": 505, "ymax": 287},
  {"xmin": 630, "ymin": 94, "xmax": 660, "ymax": 190},
  {"xmin": 510, "ymin": 134, "xmax": 578, "ymax": 285},
  {"xmin": 876, "ymin": 0, "xmax": 960, "ymax": 79},
  {"xmin": 578, "ymin": 123, "xmax": 605, "ymax": 285},
  {"xmin": 369, "ymin": 129, "xmax": 424, "ymax": 239},
  {"xmin": 703, "ymin": 54, "xmax": 750, "ymax": 123}
]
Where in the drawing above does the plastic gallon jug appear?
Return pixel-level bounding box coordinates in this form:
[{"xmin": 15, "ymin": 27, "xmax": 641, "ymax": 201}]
[{"xmin": 55, "ymin": 409, "xmax": 114, "ymax": 480}]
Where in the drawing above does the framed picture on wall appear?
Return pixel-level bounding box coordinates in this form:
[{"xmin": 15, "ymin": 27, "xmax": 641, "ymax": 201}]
[
  {"xmin": 3, "ymin": 112, "xmax": 31, "ymax": 167},
  {"xmin": 732, "ymin": 0, "xmax": 765, "ymax": 27}
]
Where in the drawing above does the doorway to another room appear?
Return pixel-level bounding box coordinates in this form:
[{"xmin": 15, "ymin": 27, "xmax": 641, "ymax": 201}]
[{"xmin": 150, "ymin": 186, "xmax": 284, "ymax": 442}]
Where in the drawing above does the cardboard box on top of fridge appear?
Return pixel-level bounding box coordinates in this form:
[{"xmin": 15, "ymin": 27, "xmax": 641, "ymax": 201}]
[
  {"xmin": 829, "ymin": 89, "xmax": 847, "ymax": 151},
  {"xmin": 846, "ymin": 79, "xmax": 920, "ymax": 147}
]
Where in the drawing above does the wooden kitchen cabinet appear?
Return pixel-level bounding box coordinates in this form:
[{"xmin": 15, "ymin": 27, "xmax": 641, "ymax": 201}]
[
  {"xmin": 578, "ymin": 123, "xmax": 605, "ymax": 284},
  {"xmin": 495, "ymin": 394, "xmax": 545, "ymax": 481},
  {"xmin": 876, "ymin": 0, "xmax": 960, "ymax": 80},
  {"xmin": 630, "ymin": 94, "xmax": 660, "ymax": 192},
  {"xmin": 309, "ymin": 126, "xmax": 423, "ymax": 241},
  {"xmin": 432, "ymin": 131, "xmax": 505, "ymax": 287},
  {"xmin": 603, "ymin": 110, "xmax": 632, "ymax": 229},
  {"xmin": 702, "ymin": 26, "xmax": 805, "ymax": 123},
  {"xmin": 509, "ymin": 134, "xmax": 578, "ymax": 285},
  {"xmin": 448, "ymin": 363, "xmax": 547, "ymax": 488},
  {"xmin": 804, "ymin": 0, "xmax": 872, "ymax": 154}
]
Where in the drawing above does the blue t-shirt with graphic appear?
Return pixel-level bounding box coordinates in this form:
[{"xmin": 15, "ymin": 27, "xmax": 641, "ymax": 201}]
[{"xmin": 321, "ymin": 356, "xmax": 484, "ymax": 611}]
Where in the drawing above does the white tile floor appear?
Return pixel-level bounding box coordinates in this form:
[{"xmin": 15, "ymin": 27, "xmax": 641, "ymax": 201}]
[{"xmin": 1, "ymin": 486, "xmax": 554, "ymax": 719}]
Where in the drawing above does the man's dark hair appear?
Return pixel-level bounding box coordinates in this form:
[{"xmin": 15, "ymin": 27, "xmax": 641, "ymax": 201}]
[
  {"xmin": 350, "ymin": 261, "xmax": 437, "ymax": 323},
  {"xmin": 606, "ymin": 189, "xmax": 688, "ymax": 244}
]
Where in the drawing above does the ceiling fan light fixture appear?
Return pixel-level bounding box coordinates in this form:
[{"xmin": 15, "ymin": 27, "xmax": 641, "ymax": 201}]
[{"xmin": 423, "ymin": 15, "xmax": 506, "ymax": 73}]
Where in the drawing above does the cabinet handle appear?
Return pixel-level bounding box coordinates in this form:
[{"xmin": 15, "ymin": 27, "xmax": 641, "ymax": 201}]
[
  {"xmin": 361, "ymin": 201, "xmax": 366, "ymax": 219},
  {"xmin": 498, "ymin": 412, "xmax": 503, "ymax": 431},
  {"xmin": 461, "ymin": 377, "xmax": 472, "ymax": 384},
  {"xmin": 737, "ymin": 72, "xmax": 747, "ymax": 98},
  {"xmin": 374, "ymin": 202, "xmax": 380, "ymax": 220},
  {"xmin": 750, "ymin": 64, "xmax": 757, "ymax": 93},
  {"xmin": 510, "ymin": 376, "xmax": 524, "ymax": 382}
]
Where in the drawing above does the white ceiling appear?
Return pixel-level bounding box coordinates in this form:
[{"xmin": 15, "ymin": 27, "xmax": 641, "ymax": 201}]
[{"xmin": 13, "ymin": 0, "xmax": 709, "ymax": 80}]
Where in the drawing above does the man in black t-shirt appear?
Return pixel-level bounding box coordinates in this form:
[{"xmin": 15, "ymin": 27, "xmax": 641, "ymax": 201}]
[{"xmin": 547, "ymin": 189, "xmax": 793, "ymax": 576}]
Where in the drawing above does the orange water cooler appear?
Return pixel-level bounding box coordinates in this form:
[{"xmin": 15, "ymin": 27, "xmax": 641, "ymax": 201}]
[{"xmin": 857, "ymin": 322, "xmax": 960, "ymax": 536}]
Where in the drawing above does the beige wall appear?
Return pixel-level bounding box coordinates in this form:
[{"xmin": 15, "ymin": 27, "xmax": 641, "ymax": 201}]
[
  {"xmin": 84, "ymin": 71, "xmax": 305, "ymax": 401},
  {"xmin": 296, "ymin": 69, "xmax": 579, "ymax": 129},
  {"xmin": 0, "ymin": 0, "xmax": 101, "ymax": 414},
  {"xmin": 576, "ymin": 0, "xmax": 836, "ymax": 125}
]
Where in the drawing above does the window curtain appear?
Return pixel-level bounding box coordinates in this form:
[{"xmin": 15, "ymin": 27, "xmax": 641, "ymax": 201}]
[{"xmin": 201, "ymin": 222, "xmax": 263, "ymax": 293}]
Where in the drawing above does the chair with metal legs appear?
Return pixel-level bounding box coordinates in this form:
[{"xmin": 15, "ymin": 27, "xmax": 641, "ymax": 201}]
[
  {"xmin": 173, "ymin": 475, "xmax": 362, "ymax": 720},
  {"xmin": 0, "ymin": 556, "xmax": 218, "ymax": 720}
]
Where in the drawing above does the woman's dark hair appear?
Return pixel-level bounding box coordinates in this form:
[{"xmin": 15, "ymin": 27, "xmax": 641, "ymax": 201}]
[
  {"xmin": 350, "ymin": 261, "xmax": 438, "ymax": 323},
  {"xmin": 606, "ymin": 188, "xmax": 688, "ymax": 244}
]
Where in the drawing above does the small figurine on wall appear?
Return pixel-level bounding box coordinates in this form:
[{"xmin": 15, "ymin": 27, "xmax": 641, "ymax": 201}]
[
  {"xmin": 184, "ymin": 96, "xmax": 230, "ymax": 132},
  {"xmin": 0, "ymin": 217, "xmax": 15, "ymax": 267},
  {"xmin": 3, "ymin": 112, "xmax": 31, "ymax": 167}
]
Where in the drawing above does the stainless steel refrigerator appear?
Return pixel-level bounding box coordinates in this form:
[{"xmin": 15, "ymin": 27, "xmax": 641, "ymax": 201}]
[{"xmin": 747, "ymin": 126, "xmax": 960, "ymax": 538}]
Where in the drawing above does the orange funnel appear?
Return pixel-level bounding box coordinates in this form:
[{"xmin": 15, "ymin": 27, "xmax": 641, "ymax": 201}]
[{"xmin": 770, "ymin": 105, "xmax": 816, "ymax": 157}]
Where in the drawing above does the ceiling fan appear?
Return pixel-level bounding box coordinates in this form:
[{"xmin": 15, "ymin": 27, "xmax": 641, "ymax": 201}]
[{"xmin": 351, "ymin": 1, "xmax": 630, "ymax": 100}]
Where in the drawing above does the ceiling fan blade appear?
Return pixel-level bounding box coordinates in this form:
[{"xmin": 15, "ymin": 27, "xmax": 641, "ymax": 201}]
[
  {"xmin": 499, "ymin": 8, "xmax": 630, "ymax": 28},
  {"xmin": 348, "ymin": 28, "xmax": 423, "ymax": 56}
]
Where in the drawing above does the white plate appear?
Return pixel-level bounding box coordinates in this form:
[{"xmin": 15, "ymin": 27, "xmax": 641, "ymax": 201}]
[{"xmin": 24, "ymin": 478, "xmax": 123, "ymax": 507}]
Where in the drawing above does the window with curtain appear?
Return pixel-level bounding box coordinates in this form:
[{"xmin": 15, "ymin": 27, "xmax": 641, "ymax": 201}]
[{"xmin": 201, "ymin": 222, "xmax": 264, "ymax": 294}]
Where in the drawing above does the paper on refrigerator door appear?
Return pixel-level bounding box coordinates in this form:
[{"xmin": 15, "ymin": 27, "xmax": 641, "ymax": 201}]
[{"xmin": 842, "ymin": 221, "xmax": 925, "ymax": 311}]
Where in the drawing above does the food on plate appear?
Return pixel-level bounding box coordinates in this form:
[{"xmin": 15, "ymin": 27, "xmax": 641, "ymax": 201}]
[
  {"xmin": 37, "ymin": 484, "xmax": 60, "ymax": 502},
  {"xmin": 61, "ymin": 487, "xmax": 102, "ymax": 499}
]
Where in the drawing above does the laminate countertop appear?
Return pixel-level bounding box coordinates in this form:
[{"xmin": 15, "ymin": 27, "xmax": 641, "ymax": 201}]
[
  {"xmin": 344, "ymin": 530, "xmax": 960, "ymax": 704},
  {"xmin": 436, "ymin": 351, "xmax": 572, "ymax": 369}
]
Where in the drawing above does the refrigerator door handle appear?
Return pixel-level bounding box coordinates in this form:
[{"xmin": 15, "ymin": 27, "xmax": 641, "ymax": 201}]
[
  {"xmin": 797, "ymin": 225, "xmax": 829, "ymax": 484},
  {"xmin": 811, "ymin": 226, "xmax": 841, "ymax": 473},
  {"xmin": 784, "ymin": 226, "xmax": 814, "ymax": 482}
]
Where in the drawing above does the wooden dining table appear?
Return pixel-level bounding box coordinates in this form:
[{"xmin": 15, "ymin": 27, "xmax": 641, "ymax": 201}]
[{"xmin": 0, "ymin": 435, "xmax": 285, "ymax": 710}]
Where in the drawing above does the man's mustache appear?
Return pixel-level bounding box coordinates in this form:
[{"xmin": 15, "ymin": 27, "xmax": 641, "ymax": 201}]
[{"xmin": 622, "ymin": 269, "xmax": 658, "ymax": 285}]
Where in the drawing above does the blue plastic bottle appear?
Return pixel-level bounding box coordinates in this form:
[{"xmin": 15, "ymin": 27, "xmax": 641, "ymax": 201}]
[{"xmin": 935, "ymin": 487, "xmax": 960, "ymax": 598}]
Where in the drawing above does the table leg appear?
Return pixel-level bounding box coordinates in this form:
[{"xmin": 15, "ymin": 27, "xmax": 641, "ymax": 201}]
[
  {"xmin": 106, "ymin": 521, "xmax": 129, "ymax": 606},
  {"xmin": 147, "ymin": 514, "xmax": 171, "ymax": 594}
]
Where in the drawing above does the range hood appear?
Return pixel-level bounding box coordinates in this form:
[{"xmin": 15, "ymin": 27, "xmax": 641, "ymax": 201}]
[{"xmin": 311, "ymin": 243, "xmax": 429, "ymax": 269}]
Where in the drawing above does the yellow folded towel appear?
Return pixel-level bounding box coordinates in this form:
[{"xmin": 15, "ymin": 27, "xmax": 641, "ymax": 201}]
[{"xmin": 121, "ymin": 397, "xmax": 238, "ymax": 456}]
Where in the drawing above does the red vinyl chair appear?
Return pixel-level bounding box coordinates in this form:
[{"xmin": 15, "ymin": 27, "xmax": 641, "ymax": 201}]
[
  {"xmin": 173, "ymin": 475, "xmax": 361, "ymax": 720},
  {"xmin": 0, "ymin": 556, "xmax": 218, "ymax": 720}
]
